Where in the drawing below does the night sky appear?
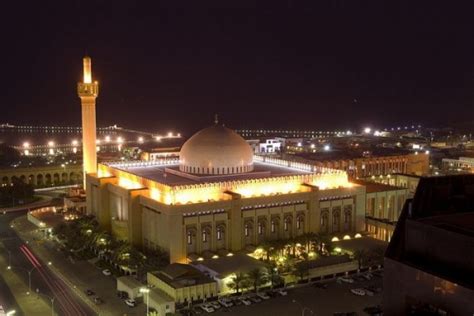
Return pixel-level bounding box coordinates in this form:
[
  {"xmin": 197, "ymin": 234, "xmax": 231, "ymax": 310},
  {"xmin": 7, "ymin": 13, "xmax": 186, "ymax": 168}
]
[{"xmin": 2, "ymin": 1, "xmax": 474, "ymax": 135}]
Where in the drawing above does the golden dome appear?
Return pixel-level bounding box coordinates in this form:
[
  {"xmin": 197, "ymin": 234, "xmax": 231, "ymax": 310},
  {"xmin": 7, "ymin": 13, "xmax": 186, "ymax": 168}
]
[{"xmin": 179, "ymin": 125, "xmax": 254, "ymax": 175}]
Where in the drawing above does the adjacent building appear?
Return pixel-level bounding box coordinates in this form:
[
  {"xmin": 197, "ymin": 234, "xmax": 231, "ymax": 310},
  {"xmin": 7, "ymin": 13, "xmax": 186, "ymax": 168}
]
[{"xmin": 384, "ymin": 175, "xmax": 474, "ymax": 315}]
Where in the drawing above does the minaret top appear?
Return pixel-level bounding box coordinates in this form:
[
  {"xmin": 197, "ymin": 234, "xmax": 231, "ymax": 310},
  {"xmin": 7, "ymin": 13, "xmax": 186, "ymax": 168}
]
[{"xmin": 83, "ymin": 56, "xmax": 92, "ymax": 84}]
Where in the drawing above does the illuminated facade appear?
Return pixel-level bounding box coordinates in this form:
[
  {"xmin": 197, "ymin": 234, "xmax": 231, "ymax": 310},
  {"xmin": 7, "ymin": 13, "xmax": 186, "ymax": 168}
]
[
  {"xmin": 87, "ymin": 125, "xmax": 390, "ymax": 263},
  {"xmin": 78, "ymin": 56, "xmax": 99, "ymax": 187}
]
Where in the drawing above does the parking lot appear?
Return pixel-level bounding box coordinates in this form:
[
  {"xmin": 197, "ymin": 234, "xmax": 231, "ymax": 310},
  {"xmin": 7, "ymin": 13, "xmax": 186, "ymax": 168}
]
[{"xmin": 188, "ymin": 271, "xmax": 383, "ymax": 316}]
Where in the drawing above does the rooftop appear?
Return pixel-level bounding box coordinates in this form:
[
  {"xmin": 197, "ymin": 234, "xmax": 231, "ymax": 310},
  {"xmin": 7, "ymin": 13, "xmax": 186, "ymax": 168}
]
[
  {"xmin": 152, "ymin": 263, "xmax": 215, "ymax": 289},
  {"xmin": 105, "ymin": 160, "xmax": 311, "ymax": 187},
  {"xmin": 352, "ymin": 180, "xmax": 404, "ymax": 193},
  {"xmin": 193, "ymin": 253, "xmax": 266, "ymax": 278}
]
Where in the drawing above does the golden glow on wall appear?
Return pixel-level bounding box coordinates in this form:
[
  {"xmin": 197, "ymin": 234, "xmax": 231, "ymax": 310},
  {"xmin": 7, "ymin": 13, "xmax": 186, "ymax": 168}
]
[{"xmin": 101, "ymin": 159, "xmax": 353, "ymax": 205}]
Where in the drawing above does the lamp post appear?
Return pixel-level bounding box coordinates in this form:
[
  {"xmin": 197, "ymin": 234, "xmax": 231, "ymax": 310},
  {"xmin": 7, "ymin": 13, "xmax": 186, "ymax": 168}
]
[
  {"xmin": 292, "ymin": 299, "xmax": 314, "ymax": 316},
  {"xmin": 7, "ymin": 262, "xmax": 51, "ymax": 294},
  {"xmin": 36, "ymin": 288, "xmax": 55, "ymax": 316},
  {"xmin": 139, "ymin": 287, "xmax": 150, "ymax": 315}
]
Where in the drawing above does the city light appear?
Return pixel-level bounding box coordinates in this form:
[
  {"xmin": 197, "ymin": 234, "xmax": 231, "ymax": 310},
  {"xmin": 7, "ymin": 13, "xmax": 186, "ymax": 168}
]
[
  {"xmin": 105, "ymin": 135, "xmax": 111, "ymax": 142},
  {"xmin": 364, "ymin": 127, "xmax": 371, "ymax": 134},
  {"xmin": 324, "ymin": 144, "xmax": 330, "ymax": 151},
  {"xmin": 117, "ymin": 137, "xmax": 124, "ymax": 144},
  {"xmin": 22, "ymin": 142, "xmax": 30, "ymax": 148},
  {"xmin": 138, "ymin": 136, "xmax": 144, "ymax": 143},
  {"xmin": 167, "ymin": 132, "xmax": 173, "ymax": 137},
  {"xmin": 47, "ymin": 141, "xmax": 55, "ymax": 147},
  {"xmin": 71, "ymin": 140, "xmax": 78, "ymax": 146}
]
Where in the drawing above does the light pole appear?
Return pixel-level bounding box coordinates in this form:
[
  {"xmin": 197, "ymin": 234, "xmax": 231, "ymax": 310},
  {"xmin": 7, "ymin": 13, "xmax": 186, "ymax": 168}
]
[
  {"xmin": 36, "ymin": 288, "xmax": 55, "ymax": 316},
  {"xmin": 140, "ymin": 287, "xmax": 150, "ymax": 315},
  {"xmin": 7, "ymin": 262, "xmax": 51, "ymax": 294},
  {"xmin": 292, "ymin": 299, "xmax": 314, "ymax": 316}
]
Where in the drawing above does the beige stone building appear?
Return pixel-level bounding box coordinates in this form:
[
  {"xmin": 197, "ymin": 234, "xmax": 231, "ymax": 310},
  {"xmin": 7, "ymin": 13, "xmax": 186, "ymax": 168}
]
[{"xmin": 86, "ymin": 124, "xmax": 407, "ymax": 263}]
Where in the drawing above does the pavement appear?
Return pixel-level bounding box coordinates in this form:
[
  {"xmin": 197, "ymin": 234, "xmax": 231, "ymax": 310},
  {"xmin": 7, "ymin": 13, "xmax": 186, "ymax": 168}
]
[
  {"xmin": 12, "ymin": 215, "xmax": 148, "ymax": 316},
  {"xmin": 210, "ymin": 275, "xmax": 383, "ymax": 316}
]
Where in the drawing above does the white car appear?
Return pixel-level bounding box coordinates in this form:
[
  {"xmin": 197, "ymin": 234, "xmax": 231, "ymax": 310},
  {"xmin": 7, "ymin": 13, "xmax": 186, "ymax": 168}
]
[
  {"xmin": 257, "ymin": 292, "xmax": 270, "ymax": 300},
  {"xmin": 362, "ymin": 273, "xmax": 373, "ymax": 280},
  {"xmin": 218, "ymin": 299, "xmax": 233, "ymax": 307},
  {"xmin": 200, "ymin": 305, "xmax": 215, "ymax": 313},
  {"xmin": 208, "ymin": 302, "xmax": 221, "ymax": 309},
  {"xmin": 277, "ymin": 289, "xmax": 287, "ymax": 296},
  {"xmin": 124, "ymin": 298, "xmax": 136, "ymax": 307},
  {"xmin": 102, "ymin": 269, "xmax": 112, "ymax": 276},
  {"xmin": 239, "ymin": 297, "xmax": 252, "ymax": 305},
  {"xmin": 337, "ymin": 276, "xmax": 354, "ymax": 284},
  {"xmin": 350, "ymin": 288, "xmax": 366, "ymax": 296}
]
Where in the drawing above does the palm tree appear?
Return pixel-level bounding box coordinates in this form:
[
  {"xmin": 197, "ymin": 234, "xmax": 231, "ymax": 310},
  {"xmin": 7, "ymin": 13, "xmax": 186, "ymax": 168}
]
[
  {"xmin": 226, "ymin": 272, "xmax": 247, "ymax": 295},
  {"xmin": 266, "ymin": 263, "xmax": 281, "ymax": 289},
  {"xmin": 293, "ymin": 262, "xmax": 309, "ymax": 282},
  {"xmin": 259, "ymin": 241, "xmax": 273, "ymax": 261},
  {"xmin": 247, "ymin": 268, "xmax": 268, "ymax": 293},
  {"xmin": 352, "ymin": 249, "xmax": 368, "ymax": 270}
]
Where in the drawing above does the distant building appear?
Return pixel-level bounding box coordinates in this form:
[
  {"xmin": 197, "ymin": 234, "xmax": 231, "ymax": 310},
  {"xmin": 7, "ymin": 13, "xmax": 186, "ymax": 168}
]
[
  {"xmin": 442, "ymin": 156, "xmax": 474, "ymax": 173},
  {"xmin": 384, "ymin": 175, "xmax": 474, "ymax": 315}
]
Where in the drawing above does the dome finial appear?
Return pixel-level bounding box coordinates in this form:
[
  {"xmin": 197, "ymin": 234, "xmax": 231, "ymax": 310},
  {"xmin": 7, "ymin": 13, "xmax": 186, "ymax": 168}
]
[{"xmin": 214, "ymin": 113, "xmax": 219, "ymax": 125}]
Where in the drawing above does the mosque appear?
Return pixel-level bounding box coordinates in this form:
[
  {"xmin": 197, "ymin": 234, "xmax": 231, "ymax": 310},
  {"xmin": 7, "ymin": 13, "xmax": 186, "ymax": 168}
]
[{"xmin": 80, "ymin": 57, "xmax": 406, "ymax": 264}]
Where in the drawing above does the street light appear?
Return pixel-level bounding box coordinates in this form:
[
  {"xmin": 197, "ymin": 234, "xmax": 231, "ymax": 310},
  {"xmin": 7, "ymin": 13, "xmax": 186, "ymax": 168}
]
[
  {"xmin": 36, "ymin": 288, "xmax": 55, "ymax": 316},
  {"xmin": 140, "ymin": 287, "xmax": 150, "ymax": 315},
  {"xmin": 7, "ymin": 265, "xmax": 40, "ymax": 293},
  {"xmin": 292, "ymin": 299, "xmax": 314, "ymax": 316}
]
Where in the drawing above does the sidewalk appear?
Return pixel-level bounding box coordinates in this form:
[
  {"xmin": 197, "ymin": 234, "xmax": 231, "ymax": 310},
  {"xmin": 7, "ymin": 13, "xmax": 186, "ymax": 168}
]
[
  {"xmin": 0, "ymin": 246, "xmax": 52, "ymax": 316},
  {"xmin": 12, "ymin": 215, "xmax": 147, "ymax": 316}
]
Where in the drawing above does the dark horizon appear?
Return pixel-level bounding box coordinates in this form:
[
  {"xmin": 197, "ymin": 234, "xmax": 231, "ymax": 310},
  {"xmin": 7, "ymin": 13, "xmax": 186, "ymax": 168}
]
[{"xmin": 2, "ymin": 2, "xmax": 474, "ymax": 134}]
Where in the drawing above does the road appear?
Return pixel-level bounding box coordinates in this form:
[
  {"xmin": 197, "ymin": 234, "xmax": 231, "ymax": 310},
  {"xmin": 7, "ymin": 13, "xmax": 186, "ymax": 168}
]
[{"xmin": 0, "ymin": 210, "xmax": 95, "ymax": 315}]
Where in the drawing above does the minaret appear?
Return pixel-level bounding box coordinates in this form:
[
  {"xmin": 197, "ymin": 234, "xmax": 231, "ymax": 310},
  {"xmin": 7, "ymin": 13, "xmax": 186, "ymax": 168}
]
[{"xmin": 77, "ymin": 56, "xmax": 99, "ymax": 188}]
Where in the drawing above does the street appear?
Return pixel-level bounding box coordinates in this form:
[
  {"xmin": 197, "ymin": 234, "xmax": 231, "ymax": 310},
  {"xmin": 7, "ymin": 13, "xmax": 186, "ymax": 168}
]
[{"xmin": 0, "ymin": 210, "xmax": 95, "ymax": 315}]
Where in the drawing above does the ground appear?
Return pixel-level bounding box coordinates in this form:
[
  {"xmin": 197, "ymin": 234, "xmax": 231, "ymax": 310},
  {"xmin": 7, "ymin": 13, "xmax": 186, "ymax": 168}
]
[{"xmin": 210, "ymin": 276, "xmax": 383, "ymax": 316}]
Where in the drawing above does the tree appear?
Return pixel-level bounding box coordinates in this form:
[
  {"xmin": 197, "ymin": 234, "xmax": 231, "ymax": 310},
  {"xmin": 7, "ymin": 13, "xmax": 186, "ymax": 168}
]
[
  {"xmin": 353, "ymin": 249, "xmax": 368, "ymax": 270},
  {"xmin": 368, "ymin": 246, "xmax": 386, "ymax": 266},
  {"xmin": 293, "ymin": 262, "xmax": 310, "ymax": 282},
  {"xmin": 266, "ymin": 263, "xmax": 282, "ymax": 289},
  {"xmin": 226, "ymin": 272, "xmax": 247, "ymax": 295},
  {"xmin": 246, "ymin": 268, "xmax": 268, "ymax": 293}
]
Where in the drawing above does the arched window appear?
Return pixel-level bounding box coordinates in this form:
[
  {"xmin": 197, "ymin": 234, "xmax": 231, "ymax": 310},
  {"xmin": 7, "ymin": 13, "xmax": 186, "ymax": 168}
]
[
  {"xmin": 187, "ymin": 231, "xmax": 193, "ymax": 245},
  {"xmin": 244, "ymin": 224, "xmax": 250, "ymax": 237},
  {"xmin": 258, "ymin": 222, "xmax": 264, "ymax": 235},
  {"xmin": 284, "ymin": 217, "xmax": 291, "ymax": 231},
  {"xmin": 217, "ymin": 227, "xmax": 223, "ymax": 240},
  {"xmin": 271, "ymin": 220, "xmax": 275, "ymax": 233},
  {"xmin": 202, "ymin": 230, "xmax": 208, "ymax": 243},
  {"xmin": 296, "ymin": 216, "xmax": 303, "ymax": 230}
]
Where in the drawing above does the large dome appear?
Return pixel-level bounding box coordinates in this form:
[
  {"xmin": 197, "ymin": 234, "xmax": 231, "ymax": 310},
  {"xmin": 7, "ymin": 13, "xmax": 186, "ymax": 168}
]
[{"xmin": 179, "ymin": 124, "xmax": 254, "ymax": 175}]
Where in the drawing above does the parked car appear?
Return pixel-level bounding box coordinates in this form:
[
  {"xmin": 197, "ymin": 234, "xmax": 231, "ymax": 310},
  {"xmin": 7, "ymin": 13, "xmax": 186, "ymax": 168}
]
[
  {"xmin": 93, "ymin": 296, "xmax": 103, "ymax": 304},
  {"xmin": 249, "ymin": 295, "xmax": 262, "ymax": 303},
  {"xmin": 276, "ymin": 289, "xmax": 288, "ymax": 296},
  {"xmin": 350, "ymin": 288, "xmax": 366, "ymax": 296},
  {"xmin": 208, "ymin": 302, "xmax": 221, "ymax": 309},
  {"xmin": 257, "ymin": 292, "xmax": 270, "ymax": 300},
  {"xmin": 218, "ymin": 298, "xmax": 233, "ymax": 307},
  {"xmin": 84, "ymin": 289, "xmax": 95, "ymax": 296},
  {"xmin": 362, "ymin": 273, "xmax": 373, "ymax": 280},
  {"xmin": 125, "ymin": 298, "xmax": 137, "ymax": 307},
  {"xmin": 364, "ymin": 288, "xmax": 375, "ymax": 296},
  {"xmin": 200, "ymin": 305, "xmax": 215, "ymax": 313},
  {"xmin": 239, "ymin": 297, "xmax": 252, "ymax": 306},
  {"xmin": 102, "ymin": 269, "xmax": 112, "ymax": 276},
  {"xmin": 337, "ymin": 276, "xmax": 354, "ymax": 284}
]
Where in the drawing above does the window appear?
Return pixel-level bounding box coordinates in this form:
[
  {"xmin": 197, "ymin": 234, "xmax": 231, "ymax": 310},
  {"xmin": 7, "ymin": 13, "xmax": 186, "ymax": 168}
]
[
  {"xmin": 217, "ymin": 227, "xmax": 223, "ymax": 240},
  {"xmin": 284, "ymin": 219, "xmax": 289, "ymax": 231},
  {"xmin": 187, "ymin": 231, "xmax": 193, "ymax": 245},
  {"xmin": 271, "ymin": 220, "xmax": 275, "ymax": 233},
  {"xmin": 202, "ymin": 230, "xmax": 208, "ymax": 243},
  {"xmin": 258, "ymin": 222, "xmax": 264, "ymax": 235},
  {"xmin": 296, "ymin": 216, "xmax": 303, "ymax": 230},
  {"xmin": 244, "ymin": 224, "xmax": 249, "ymax": 237}
]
